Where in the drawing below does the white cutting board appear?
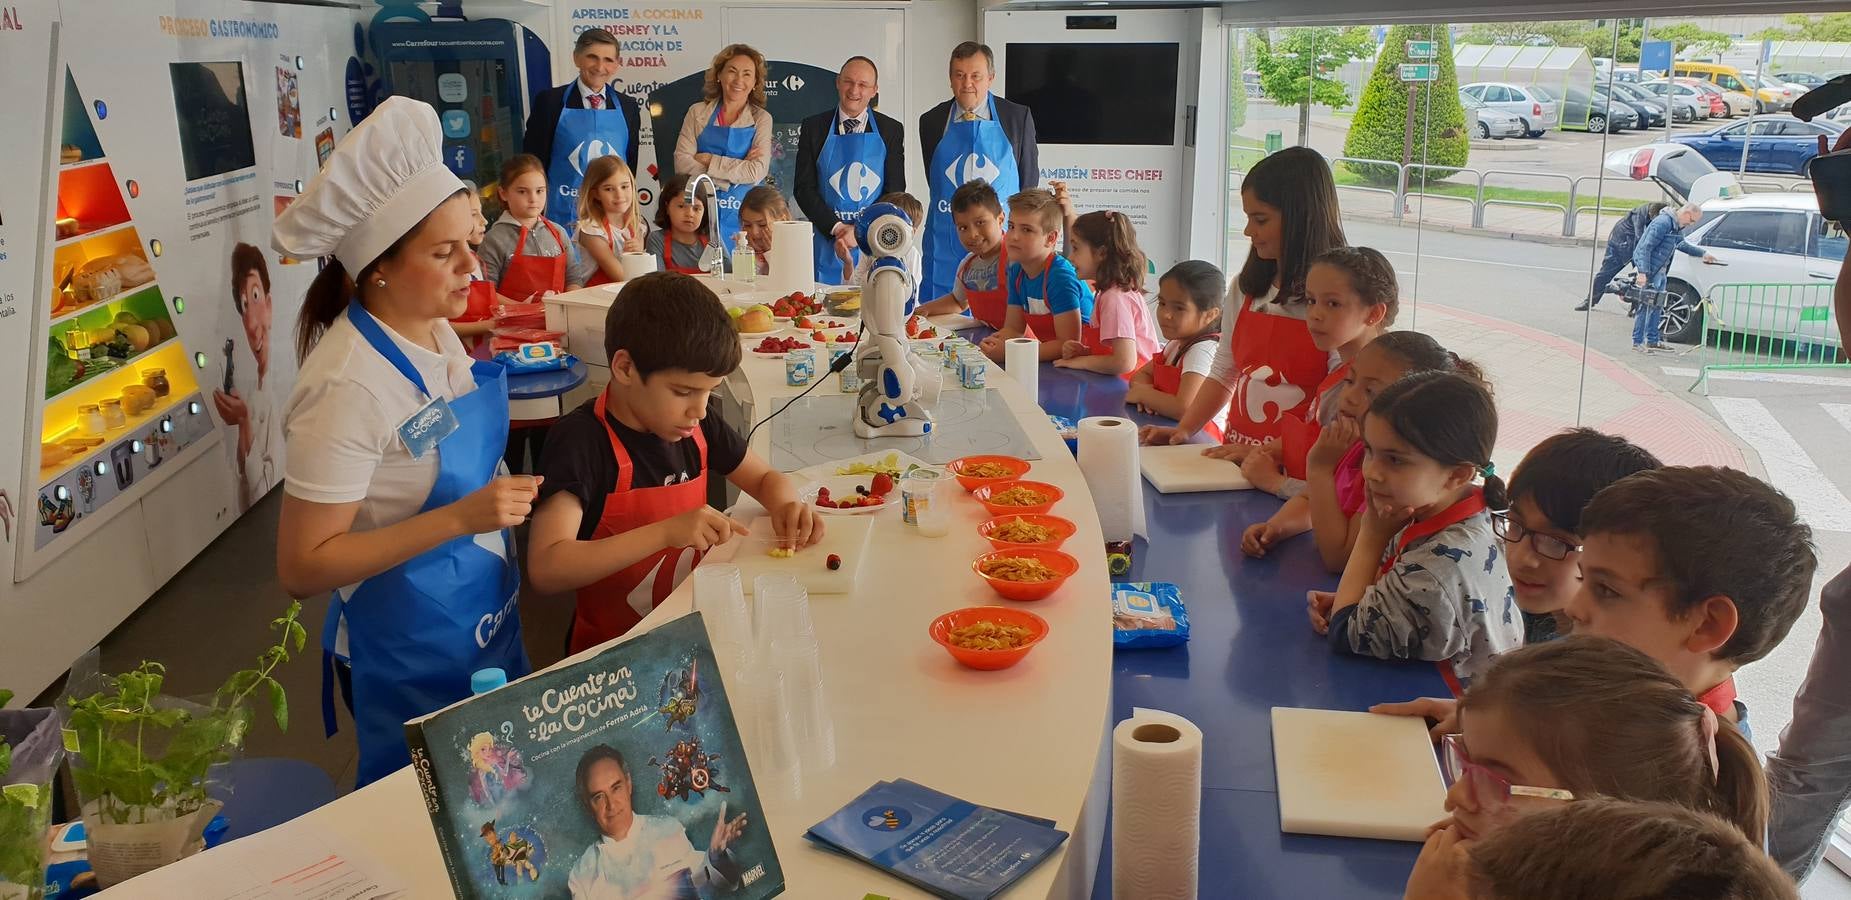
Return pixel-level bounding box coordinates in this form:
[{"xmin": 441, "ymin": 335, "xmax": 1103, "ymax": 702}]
[
  {"xmin": 1139, "ymin": 444, "xmax": 1253, "ymax": 494},
  {"xmin": 1271, "ymin": 708, "xmax": 1448, "ymax": 842},
  {"xmin": 723, "ymin": 515, "xmax": 873, "ymax": 596}
]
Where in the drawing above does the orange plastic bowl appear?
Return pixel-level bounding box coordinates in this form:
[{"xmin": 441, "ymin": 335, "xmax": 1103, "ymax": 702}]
[
  {"xmin": 946, "ymin": 455, "xmax": 1032, "ymax": 492},
  {"xmin": 971, "ymin": 548, "xmax": 1080, "ymax": 602},
  {"xmin": 971, "ymin": 480, "xmax": 1065, "ymax": 518},
  {"xmin": 977, "ymin": 514, "xmax": 1078, "ymax": 552},
  {"xmin": 929, "ymin": 606, "xmax": 1050, "ymax": 670}
]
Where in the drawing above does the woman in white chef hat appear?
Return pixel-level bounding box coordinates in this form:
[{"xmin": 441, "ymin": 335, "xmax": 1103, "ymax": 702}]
[{"xmin": 273, "ymin": 97, "xmax": 538, "ymax": 787}]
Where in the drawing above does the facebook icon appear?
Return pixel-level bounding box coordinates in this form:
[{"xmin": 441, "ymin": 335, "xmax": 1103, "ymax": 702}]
[{"xmin": 444, "ymin": 143, "xmax": 476, "ymax": 177}]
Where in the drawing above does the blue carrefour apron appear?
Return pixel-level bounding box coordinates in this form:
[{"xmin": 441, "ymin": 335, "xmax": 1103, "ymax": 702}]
[
  {"xmin": 545, "ymin": 84, "xmax": 630, "ymax": 230},
  {"xmin": 695, "ymin": 104, "xmax": 757, "ymax": 256},
  {"xmin": 812, "ymin": 111, "xmax": 887, "ymax": 283},
  {"xmin": 320, "ymin": 301, "xmax": 530, "ymax": 788},
  {"xmin": 924, "ymin": 95, "xmax": 1019, "ymax": 302}
]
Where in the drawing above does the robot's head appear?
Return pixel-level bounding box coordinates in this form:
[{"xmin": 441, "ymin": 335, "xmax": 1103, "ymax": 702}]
[{"xmin": 856, "ymin": 202, "xmax": 913, "ymax": 258}]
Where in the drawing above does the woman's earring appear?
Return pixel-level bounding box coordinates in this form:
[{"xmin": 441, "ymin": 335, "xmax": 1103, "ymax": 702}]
[{"xmin": 374, "ymin": 279, "xmax": 387, "ymax": 288}]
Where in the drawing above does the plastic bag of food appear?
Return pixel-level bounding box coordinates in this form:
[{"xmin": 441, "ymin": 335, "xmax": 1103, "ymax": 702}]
[{"xmin": 1111, "ymin": 582, "xmax": 1189, "ymax": 649}]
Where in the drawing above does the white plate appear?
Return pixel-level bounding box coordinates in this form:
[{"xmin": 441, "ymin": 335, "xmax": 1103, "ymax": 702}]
[
  {"xmin": 748, "ymin": 344, "xmax": 817, "ymax": 360},
  {"xmin": 803, "ymin": 450, "xmax": 933, "ymax": 482},
  {"xmin": 801, "ymin": 475, "xmax": 897, "ymax": 515}
]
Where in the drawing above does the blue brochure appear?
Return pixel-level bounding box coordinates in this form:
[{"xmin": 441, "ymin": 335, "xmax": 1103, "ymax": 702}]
[{"xmin": 805, "ymin": 779, "xmax": 1068, "ymax": 900}]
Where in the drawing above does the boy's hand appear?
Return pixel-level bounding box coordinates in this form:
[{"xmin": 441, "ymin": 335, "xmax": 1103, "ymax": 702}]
[
  {"xmin": 1307, "ymin": 589, "xmax": 1336, "ymax": 634},
  {"xmin": 1059, "ymin": 340, "xmax": 1087, "ymax": 360},
  {"xmin": 979, "ymin": 335, "xmax": 1007, "ymax": 362},
  {"xmin": 1369, "ymin": 698, "xmax": 1460, "ymax": 743},
  {"xmin": 1202, "ymin": 442, "xmax": 1252, "ymax": 462},
  {"xmin": 770, "ymin": 500, "xmax": 824, "ymax": 549},
  {"xmin": 1241, "ymin": 520, "xmax": 1284, "ymax": 558},
  {"xmin": 662, "ymin": 506, "xmax": 749, "ymax": 552},
  {"xmin": 1138, "ymin": 424, "xmax": 1187, "ymax": 446},
  {"xmin": 1308, "ymin": 416, "xmax": 1359, "ymax": 472}
]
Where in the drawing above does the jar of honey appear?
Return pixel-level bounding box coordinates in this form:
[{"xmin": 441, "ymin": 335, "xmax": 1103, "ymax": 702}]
[{"xmin": 141, "ymin": 368, "xmax": 171, "ymax": 398}]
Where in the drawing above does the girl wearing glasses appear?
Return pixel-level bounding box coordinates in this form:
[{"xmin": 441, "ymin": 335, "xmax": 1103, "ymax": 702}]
[
  {"xmin": 1308, "ymin": 368, "xmax": 1521, "ymax": 683},
  {"xmin": 1438, "ymin": 636, "xmax": 1767, "ymax": 847}
]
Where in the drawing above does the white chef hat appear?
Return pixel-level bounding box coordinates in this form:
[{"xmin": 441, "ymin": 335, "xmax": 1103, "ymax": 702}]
[{"xmin": 272, "ymin": 96, "xmax": 465, "ymax": 274}]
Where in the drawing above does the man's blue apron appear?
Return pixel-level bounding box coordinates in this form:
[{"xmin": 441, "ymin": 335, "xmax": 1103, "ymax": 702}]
[
  {"xmin": 695, "ymin": 105, "xmax": 757, "ymax": 256},
  {"xmin": 923, "ymin": 95, "xmax": 1019, "ymax": 302},
  {"xmin": 812, "ymin": 111, "xmax": 887, "ymax": 283},
  {"xmin": 545, "ymin": 84, "xmax": 630, "ymax": 230},
  {"xmin": 321, "ymin": 300, "xmax": 530, "ymax": 788}
]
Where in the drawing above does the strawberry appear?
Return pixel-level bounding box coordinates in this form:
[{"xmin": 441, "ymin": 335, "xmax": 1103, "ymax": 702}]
[{"xmin": 869, "ymin": 473, "xmax": 895, "ymax": 497}]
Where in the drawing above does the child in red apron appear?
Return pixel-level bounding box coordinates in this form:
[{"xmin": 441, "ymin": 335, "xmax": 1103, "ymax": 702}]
[
  {"xmin": 1127, "ymin": 261, "xmax": 1226, "ymax": 442},
  {"xmin": 525, "ymin": 272, "xmax": 822, "ymax": 654},
  {"xmin": 1054, "ymin": 210, "xmax": 1160, "ymax": 380},
  {"xmin": 646, "ymin": 172, "xmax": 722, "ymax": 275},
  {"xmin": 979, "ymin": 189, "xmax": 1092, "ymax": 364},
  {"xmin": 1246, "ymin": 331, "xmax": 1487, "ymax": 578},
  {"xmin": 915, "ymin": 180, "xmax": 1008, "ymax": 327},
  {"xmin": 575, "ymin": 155, "xmax": 646, "ymax": 287},
  {"xmin": 450, "ymin": 185, "xmax": 500, "ymax": 350},
  {"xmin": 479, "ymin": 155, "xmax": 593, "ymax": 300}
]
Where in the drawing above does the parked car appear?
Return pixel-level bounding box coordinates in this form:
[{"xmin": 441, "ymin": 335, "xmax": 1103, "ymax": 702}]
[
  {"xmin": 1612, "ymin": 80, "xmax": 1691, "ymax": 124},
  {"xmin": 1602, "ymin": 85, "xmax": 1664, "ymax": 128},
  {"xmin": 1741, "ymin": 71, "xmax": 1800, "ymax": 110},
  {"xmin": 1612, "ymin": 67, "xmax": 1643, "ymax": 84},
  {"xmin": 1588, "ymin": 88, "xmax": 1642, "ymax": 133},
  {"xmin": 1675, "ymin": 62, "xmax": 1790, "ymax": 114},
  {"xmin": 1686, "ymin": 78, "xmax": 1758, "ymax": 118},
  {"xmin": 1640, "ymin": 79, "xmax": 1718, "ymax": 119},
  {"xmin": 1664, "ymin": 193, "xmax": 1843, "ymax": 345},
  {"xmin": 1459, "ymin": 91, "xmax": 1525, "ymax": 139},
  {"xmin": 1459, "ymin": 81, "xmax": 1560, "ymax": 137},
  {"xmin": 1604, "ymin": 142, "xmax": 1742, "ymax": 208},
  {"xmin": 1669, "ymin": 115, "xmax": 1845, "ymax": 176},
  {"xmin": 1774, "ymin": 71, "xmax": 1827, "ymax": 89}
]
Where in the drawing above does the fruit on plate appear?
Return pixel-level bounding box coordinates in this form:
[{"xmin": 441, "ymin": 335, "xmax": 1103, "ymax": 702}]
[
  {"xmin": 753, "ymin": 336, "xmax": 810, "ymax": 354},
  {"xmin": 770, "ymin": 291, "xmax": 822, "ymax": 318},
  {"xmin": 814, "ymin": 475, "xmax": 895, "ymax": 509},
  {"xmin": 735, "ymin": 306, "xmax": 776, "ymax": 334},
  {"xmin": 904, "ymin": 316, "xmax": 938, "ymax": 340}
]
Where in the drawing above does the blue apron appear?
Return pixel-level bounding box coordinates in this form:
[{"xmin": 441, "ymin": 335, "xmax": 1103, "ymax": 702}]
[
  {"xmin": 545, "ymin": 84, "xmax": 630, "ymax": 230},
  {"xmin": 320, "ymin": 301, "xmax": 530, "ymax": 788},
  {"xmin": 695, "ymin": 104, "xmax": 757, "ymax": 256},
  {"xmin": 924, "ymin": 95, "xmax": 1019, "ymax": 302},
  {"xmin": 812, "ymin": 111, "xmax": 887, "ymax": 283}
]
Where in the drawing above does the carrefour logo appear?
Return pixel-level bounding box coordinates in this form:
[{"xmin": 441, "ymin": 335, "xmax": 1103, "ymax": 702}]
[
  {"xmin": 568, "ymin": 139, "xmax": 620, "ymax": 177},
  {"xmin": 944, "ymin": 153, "xmax": 1000, "ymax": 188},
  {"xmin": 781, "ymin": 74, "xmax": 805, "ymax": 91},
  {"xmin": 829, "ymin": 161, "xmax": 881, "ymax": 203}
]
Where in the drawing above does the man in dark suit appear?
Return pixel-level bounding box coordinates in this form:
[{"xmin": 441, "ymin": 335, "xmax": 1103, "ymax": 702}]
[
  {"xmin": 522, "ymin": 28, "xmax": 642, "ymax": 228},
  {"xmin": 793, "ymin": 56, "xmax": 906, "ymax": 281},
  {"xmin": 917, "ymin": 41, "xmax": 1038, "ymax": 300}
]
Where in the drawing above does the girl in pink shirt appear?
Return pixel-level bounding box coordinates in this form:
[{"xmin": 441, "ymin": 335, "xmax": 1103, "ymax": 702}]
[{"xmin": 1056, "ymin": 210, "xmax": 1160, "ymax": 378}]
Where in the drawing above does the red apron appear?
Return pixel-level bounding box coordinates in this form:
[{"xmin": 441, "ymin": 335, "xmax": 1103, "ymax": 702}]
[
  {"xmin": 569, "ymin": 392, "xmax": 711, "ymax": 655},
  {"xmin": 1277, "ymin": 360, "xmax": 1351, "ymax": 480},
  {"xmin": 450, "ymin": 279, "xmax": 497, "ymax": 352},
  {"xmin": 584, "ymin": 216, "xmax": 620, "ymax": 288},
  {"xmin": 498, "ymin": 219, "xmax": 569, "ymax": 301},
  {"xmin": 963, "ymin": 246, "xmax": 1010, "ymax": 330},
  {"xmin": 1014, "ymin": 264, "xmax": 1099, "ymax": 349},
  {"xmin": 1150, "ymin": 332, "xmax": 1223, "ymax": 443},
  {"xmin": 1223, "ymin": 295, "xmax": 1328, "ymax": 445},
  {"xmin": 662, "ymin": 236, "xmax": 710, "ymax": 275}
]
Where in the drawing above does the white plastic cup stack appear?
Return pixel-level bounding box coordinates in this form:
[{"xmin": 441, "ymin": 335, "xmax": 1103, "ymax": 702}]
[
  {"xmin": 740, "ymin": 665, "xmax": 802, "ymax": 800},
  {"xmin": 694, "ymin": 565, "xmax": 754, "ymax": 673},
  {"xmin": 753, "ymin": 574, "xmax": 816, "ymax": 651},
  {"xmin": 770, "ymin": 637, "xmax": 837, "ymax": 772}
]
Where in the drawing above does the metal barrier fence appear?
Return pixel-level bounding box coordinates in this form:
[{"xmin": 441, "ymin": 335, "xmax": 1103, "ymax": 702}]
[{"xmin": 1690, "ymin": 282, "xmax": 1848, "ymax": 395}]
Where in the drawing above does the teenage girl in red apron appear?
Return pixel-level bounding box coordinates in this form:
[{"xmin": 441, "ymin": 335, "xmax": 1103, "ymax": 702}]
[
  {"xmin": 568, "ymin": 391, "xmax": 710, "ymax": 654},
  {"xmin": 1222, "ymin": 295, "xmax": 1328, "ymax": 445},
  {"xmin": 498, "ymin": 219, "xmax": 569, "ymax": 301}
]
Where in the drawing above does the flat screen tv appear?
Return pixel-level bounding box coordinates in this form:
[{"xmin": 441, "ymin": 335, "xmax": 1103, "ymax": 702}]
[
  {"xmin": 1005, "ymin": 42, "xmax": 1179, "ymax": 146},
  {"xmin": 170, "ymin": 62, "xmax": 257, "ymax": 180}
]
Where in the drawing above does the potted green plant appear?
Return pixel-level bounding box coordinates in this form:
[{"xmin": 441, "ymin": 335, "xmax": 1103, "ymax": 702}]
[
  {"xmin": 0, "ymin": 691, "xmax": 63, "ymax": 900},
  {"xmin": 62, "ymin": 602, "xmax": 303, "ymax": 887}
]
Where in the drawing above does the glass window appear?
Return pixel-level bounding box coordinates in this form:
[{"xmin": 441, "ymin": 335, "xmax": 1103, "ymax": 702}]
[
  {"xmin": 1811, "ymin": 217, "xmax": 1849, "ymax": 261},
  {"xmin": 1718, "ymin": 74, "xmax": 1745, "ymax": 92},
  {"xmin": 1703, "ymin": 211, "xmax": 1809, "ymax": 256},
  {"xmin": 1461, "ymin": 84, "xmax": 1484, "ymax": 100},
  {"xmin": 1529, "ymin": 84, "xmax": 1557, "ymax": 101}
]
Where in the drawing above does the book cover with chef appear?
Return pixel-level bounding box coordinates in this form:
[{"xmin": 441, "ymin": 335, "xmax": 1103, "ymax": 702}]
[{"xmin": 405, "ymin": 612, "xmax": 785, "ymax": 899}]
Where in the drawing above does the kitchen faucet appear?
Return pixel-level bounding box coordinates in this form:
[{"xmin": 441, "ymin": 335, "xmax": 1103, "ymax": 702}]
[{"xmin": 684, "ymin": 173, "xmax": 726, "ymax": 277}]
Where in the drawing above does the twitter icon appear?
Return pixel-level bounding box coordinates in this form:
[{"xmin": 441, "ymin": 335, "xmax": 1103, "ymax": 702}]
[{"xmin": 441, "ymin": 110, "xmax": 471, "ymax": 140}]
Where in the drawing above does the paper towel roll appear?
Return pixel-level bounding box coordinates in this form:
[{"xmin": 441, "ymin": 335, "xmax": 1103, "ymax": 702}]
[
  {"xmin": 764, "ymin": 221, "xmax": 815, "ymax": 296},
  {"xmin": 1004, "ymin": 338, "xmax": 1040, "ymax": 407},
  {"xmin": 1112, "ymin": 708, "xmax": 1202, "ymax": 900},
  {"xmin": 619, "ymin": 252, "xmax": 657, "ymax": 278},
  {"xmin": 1078, "ymin": 416, "xmax": 1146, "ymax": 541}
]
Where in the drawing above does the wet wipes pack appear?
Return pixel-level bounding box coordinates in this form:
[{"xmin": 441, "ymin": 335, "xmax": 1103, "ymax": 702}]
[{"xmin": 1111, "ymin": 582, "xmax": 1190, "ymax": 649}]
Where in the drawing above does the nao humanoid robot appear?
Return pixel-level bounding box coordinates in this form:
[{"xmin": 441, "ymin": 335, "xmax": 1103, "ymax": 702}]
[{"xmin": 850, "ymin": 202, "xmax": 941, "ymax": 439}]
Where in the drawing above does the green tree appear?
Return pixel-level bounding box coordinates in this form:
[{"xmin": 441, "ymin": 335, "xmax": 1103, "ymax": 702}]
[
  {"xmin": 1343, "ymin": 25, "xmax": 1470, "ymax": 185},
  {"xmin": 1251, "ymin": 26, "xmax": 1375, "ymax": 146},
  {"xmin": 1756, "ymin": 13, "xmax": 1851, "ymax": 43},
  {"xmin": 1229, "ymin": 40, "xmax": 1249, "ymax": 132}
]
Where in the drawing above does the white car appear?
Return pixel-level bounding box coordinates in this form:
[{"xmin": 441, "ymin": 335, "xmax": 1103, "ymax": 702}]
[
  {"xmin": 1459, "ymin": 91, "xmax": 1525, "ymax": 139},
  {"xmin": 1459, "ymin": 82, "xmax": 1560, "ymax": 137},
  {"xmin": 1664, "ymin": 194, "xmax": 1842, "ymax": 346}
]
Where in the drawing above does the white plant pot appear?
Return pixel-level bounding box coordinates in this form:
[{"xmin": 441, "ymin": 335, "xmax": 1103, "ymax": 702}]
[{"xmin": 80, "ymin": 797, "xmax": 222, "ymax": 888}]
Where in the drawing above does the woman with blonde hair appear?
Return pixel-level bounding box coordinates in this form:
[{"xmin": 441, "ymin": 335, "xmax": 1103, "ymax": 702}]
[{"xmin": 675, "ymin": 43, "xmax": 773, "ymax": 258}]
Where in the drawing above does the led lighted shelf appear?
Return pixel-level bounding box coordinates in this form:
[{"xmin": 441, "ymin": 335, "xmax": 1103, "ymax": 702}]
[
  {"xmin": 54, "ymin": 220, "xmax": 133, "ymax": 249},
  {"xmin": 37, "ymin": 390, "xmax": 205, "ymax": 486},
  {"xmin": 59, "ymin": 158, "xmax": 108, "ymax": 172},
  {"xmin": 49, "ymin": 281, "xmax": 162, "ymax": 329},
  {"xmin": 45, "ymin": 334, "xmax": 180, "ymax": 403}
]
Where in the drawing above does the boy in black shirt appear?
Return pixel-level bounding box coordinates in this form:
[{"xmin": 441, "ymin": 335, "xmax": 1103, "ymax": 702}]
[{"xmin": 529, "ymin": 273, "xmax": 822, "ymax": 653}]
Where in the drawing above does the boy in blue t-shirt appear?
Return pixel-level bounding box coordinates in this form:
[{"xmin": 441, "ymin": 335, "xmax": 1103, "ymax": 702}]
[{"xmin": 979, "ymin": 188, "xmax": 1093, "ymax": 363}]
